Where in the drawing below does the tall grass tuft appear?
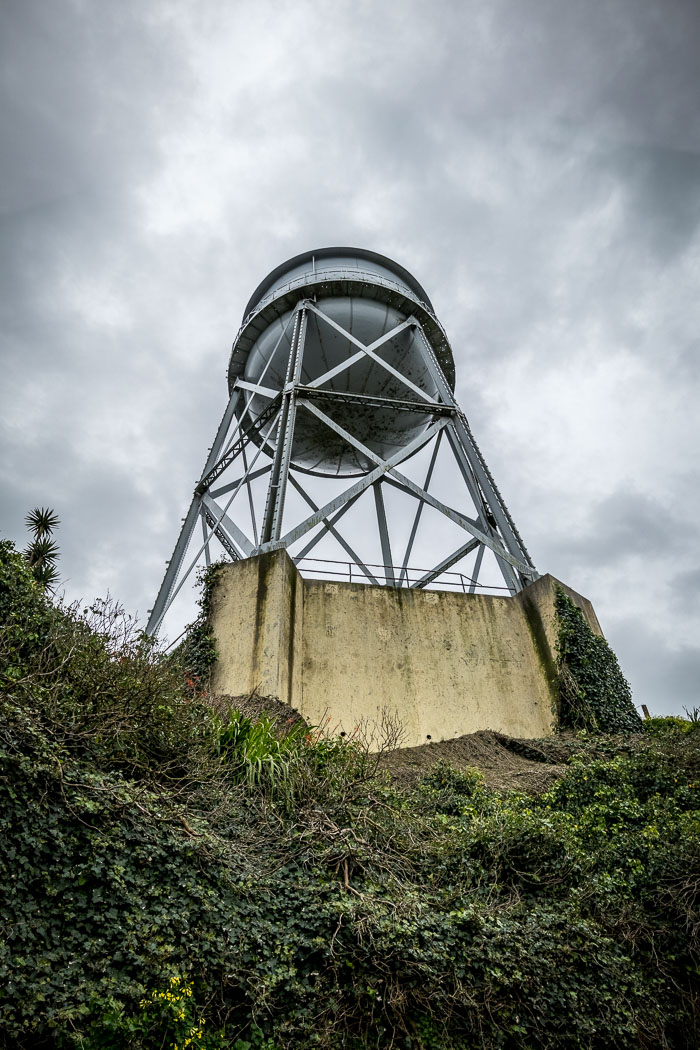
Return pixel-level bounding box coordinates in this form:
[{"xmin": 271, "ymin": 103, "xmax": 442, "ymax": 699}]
[{"xmin": 216, "ymin": 709, "xmax": 310, "ymax": 787}]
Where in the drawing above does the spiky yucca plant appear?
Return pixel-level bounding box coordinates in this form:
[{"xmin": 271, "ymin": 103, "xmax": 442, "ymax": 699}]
[{"xmin": 24, "ymin": 507, "xmax": 61, "ymax": 591}]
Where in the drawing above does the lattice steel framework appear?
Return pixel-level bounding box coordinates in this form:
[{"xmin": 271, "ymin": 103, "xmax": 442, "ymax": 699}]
[{"xmin": 146, "ymin": 263, "xmax": 539, "ymax": 637}]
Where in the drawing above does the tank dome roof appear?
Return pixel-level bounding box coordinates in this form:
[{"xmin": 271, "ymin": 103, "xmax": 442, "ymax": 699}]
[{"xmin": 244, "ymin": 247, "xmax": 435, "ymax": 318}]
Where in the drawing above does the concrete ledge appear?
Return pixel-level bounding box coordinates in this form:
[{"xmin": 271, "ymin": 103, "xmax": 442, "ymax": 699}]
[{"xmin": 209, "ymin": 551, "xmax": 603, "ymax": 747}]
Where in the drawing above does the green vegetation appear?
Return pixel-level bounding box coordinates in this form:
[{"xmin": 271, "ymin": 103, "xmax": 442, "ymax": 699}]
[
  {"xmin": 176, "ymin": 562, "xmax": 225, "ymax": 688},
  {"xmin": 556, "ymin": 588, "xmax": 642, "ymax": 733},
  {"xmin": 22, "ymin": 507, "xmax": 61, "ymax": 592},
  {"xmin": 1, "ymin": 540, "xmax": 698, "ymax": 1049}
]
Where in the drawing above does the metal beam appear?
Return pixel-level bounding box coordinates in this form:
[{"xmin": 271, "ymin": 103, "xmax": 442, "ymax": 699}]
[
  {"xmin": 201, "ymin": 512, "xmax": 211, "ymax": 567},
  {"xmin": 260, "ymin": 308, "xmax": 307, "ymax": 543},
  {"xmin": 295, "ymin": 385, "xmax": 454, "ymax": 416},
  {"xmin": 456, "ymin": 411, "xmax": 536, "ymax": 573},
  {"xmin": 241, "ymin": 445, "xmax": 258, "ymax": 547},
  {"xmin": 399, "ymin": 430, "xmax": 442, "ymax": 584},
  {"xmin": 307, "ymin": 306, "xmax": 414, "ymax": 365},
  {"xmin": 200, "ymin": 387, "xmax": 244, "ymax": 478},
  {"xmin": 441, "ymin": 425, "xmax": 520, "ymax": 594},
  {"xmin": 305, "ymin": 302, "xmax": 439, "ymax": 405},
  {"xmin": 157, "ymin": 407, "xmax": 282, "ymax": 627},
  {"xmin": 145, "ymin": 496, "xmax": 202, "ymax": 636},
  {"xmin": 288, "ymin": 477, "xmax": 378, "ymax": 583},
  {"xmin": 198, "ymin": 394, "xmax": 282, "ymax": 493},
  {"xmin": 235, "ymin": 378, "xmax": 278, "ymax": 400},
  {"xmin": 307, "ymin": 314, "xmax": 417, "ymax": 389},
  {"xmin": 443, "ymin": 424, "xmax": 492, "ymax": 525},
  {"xmin": 373, "ymin": 481, "xmax": 395, "ymax": 586},
  {"xmin": 298, "ymin": 399, "xmax": 531, "ymax": 575},
  {"xmin": 411, "ymin": 320, "xmax": 538, "ymax": 590},
  {"xmin": 444, "ymin": 422, "xmax": 520, "ymax": 593},
  {"xmin": 201, "ymin": 493, "xmax": 254, "ymax": 557},
  {"xmin": 468, "ymin": 544, "xmax": 485, "ymax": 593},
  {"xmin": 209, "ymin": 464, "xmax": 272, "ymax": 499},
  {"xmin": 277, "ymin": 419, "xmax": 448, "ymax": 549},
  {"xmin": 230, "ymin": 307, "xmax": 296, "ymax": 409},
  {"xmin": 201, "ymin": 505, "xmax": 244, "ymax": 562},
  {"xmin": 200, "ymin": 332, "xmax": 289, "ymax": 485},
  {"xmin": 410, "ymin": 538, "xmax": 480, "ymax": 589},
  {"xmin": 146, "ymin": 386, "xmax": 248, "ymax": 636},
  {"xmin": 293, "ymin": 493, "xmax": 362, "ymax": 560}
]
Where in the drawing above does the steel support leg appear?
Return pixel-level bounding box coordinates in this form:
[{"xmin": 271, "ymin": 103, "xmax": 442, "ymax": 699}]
[
  {"xmin": 399, "ymin": 430, "xmax": 442, "ymax": 584},
  {"xmin": 201, "ymin": 512, "xmax": 211, "ymax": 567},
  {"xmin": 373, "ymin": 481, "xmax": 396, "ymax": 586},
  {"xmin": 146, "ymin": 387, "xmax": 246, "ymax": 636},
  {"xmin": 468, "ymin": 544, "xmax": 485, "ymax": 593},
  {"xmin": 146, "ymin": 495, "xmax": 202, "ymax": 635},
  {"xmin": 411, "ymin": 320, "xmax": 537, "ymax": 592},
  {"xmin": 260, "ymin": 306, "xmax": 308, "ymax": 546}
]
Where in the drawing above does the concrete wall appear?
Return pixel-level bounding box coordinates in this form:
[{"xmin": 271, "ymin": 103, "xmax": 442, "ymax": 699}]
[{"xmin": 209, "ymin": 550, "xmax": 603, "ymax": 746}]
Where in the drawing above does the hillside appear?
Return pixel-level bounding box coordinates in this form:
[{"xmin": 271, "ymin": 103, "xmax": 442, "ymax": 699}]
[{"xmin": 1, "ymin": 539, "xmax": 699, "ymax": 1049}]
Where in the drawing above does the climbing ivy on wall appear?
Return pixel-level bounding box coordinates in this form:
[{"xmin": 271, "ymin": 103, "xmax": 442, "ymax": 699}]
[
  {"xmin": 555, "ymin": 588, "xmax": 642, "ymax": 733},
  {"xmin": 175, "ymin": 561, "xmax": 226, "ymax": 686}
]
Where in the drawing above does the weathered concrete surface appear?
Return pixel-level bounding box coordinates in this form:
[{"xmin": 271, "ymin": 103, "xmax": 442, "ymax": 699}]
[
  {"xmin": 209, "ymin": 551, "xmax": 302, "ymax": 705},
  {"xmin": 209, "ymin": 550, "xmax": 603, "ymax": 746}
]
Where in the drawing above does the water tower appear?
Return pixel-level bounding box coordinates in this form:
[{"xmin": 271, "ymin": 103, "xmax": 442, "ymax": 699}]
[{"xmin": 147, "ymin": 247, "xmax": 539, "ymax": 638}]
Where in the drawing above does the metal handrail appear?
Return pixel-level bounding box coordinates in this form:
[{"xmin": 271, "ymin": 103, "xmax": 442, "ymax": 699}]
[
  {"xmin": 294, "ymin": 555, "xmax": 511, "ymax": 592},
  {"xmin": 229, "ymin": 266, "xmax": 457, "ymax": 394},
  {"xmin": 244, "ymin": 268, "xmax": 433, "ymax": 326}
]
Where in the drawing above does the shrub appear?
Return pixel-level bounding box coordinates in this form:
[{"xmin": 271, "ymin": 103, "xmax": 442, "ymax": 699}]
[
  {"xmin": 556, "ymin": 589, "xmax": 642, "ymax": 734},
  {"xmin": 643, "ymin": 715, "xmax": 692, "ymax": 737},
  {"xmin": 0, "ymin": 542, "xmax": 697, "ymax": 1048}
]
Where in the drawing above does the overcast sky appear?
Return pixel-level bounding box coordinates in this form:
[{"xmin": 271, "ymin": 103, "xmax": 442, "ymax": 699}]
[{"xmin": 2, "ymin": 0, "xmax": 699, "ymax": 716}]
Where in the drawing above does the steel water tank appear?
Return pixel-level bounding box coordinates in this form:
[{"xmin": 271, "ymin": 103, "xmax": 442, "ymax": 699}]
[{"xmin": 228, "ymin": 248, "xmax": 455, "ymax": 477}]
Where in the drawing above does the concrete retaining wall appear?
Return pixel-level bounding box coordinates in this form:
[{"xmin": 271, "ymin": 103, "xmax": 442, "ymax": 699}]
[{"xmin": 209, "ymin": 550, "xmax": 602, "ymax": 746}]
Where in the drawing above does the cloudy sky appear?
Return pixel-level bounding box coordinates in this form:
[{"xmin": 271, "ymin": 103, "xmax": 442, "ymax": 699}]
[{"xmin": 2, "ymin": 0, "xmax": 699, "ymax": 715}]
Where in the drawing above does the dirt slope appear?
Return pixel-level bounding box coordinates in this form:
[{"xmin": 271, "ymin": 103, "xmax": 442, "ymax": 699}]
[
  {"xmin": 212, "ymin": 692, "xmax": 644, "ymax": 795},
  {"xmin": 378, "ymin": 730, "xmax": 570, "ymax": 793}
]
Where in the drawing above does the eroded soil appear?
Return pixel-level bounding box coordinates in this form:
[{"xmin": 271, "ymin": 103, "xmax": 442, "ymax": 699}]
[{"xmin": 211, "ymin": 692, "xmax": 645, "ymax": 794}]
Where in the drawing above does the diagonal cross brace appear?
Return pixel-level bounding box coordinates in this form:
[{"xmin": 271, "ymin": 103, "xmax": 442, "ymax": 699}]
[
  {"xmin": 197, "ymin": 394, "xmax": 282, "ymax": 493},
  {"xmin": 148, "ymin": 406, "xmax": 283, "ymax": 635},
  {"xmin": 298, "ymin": 399, "xmax": 532, "ymax": 577},
  {"xmin": 399, "ymin": 430, "xmax": 443, "ymax": 584},
  {"xmin": 201, "ymin": 493, "xmax": 254, "ymax": 557},
  {"xmin": 201, "ymin": 505, "xmax": 244, "ymax": 562},
  {"xmin": 288, "ymin": 475, "xmax": 379, "ymax": 583},
  {"xmin": 410, "ymin": 318, "xmax": 537, "ymax": 584},
  {"xmin": 276, "ymin": 419, "xmax": 449, "ymax": 550},
  {"xmin": 210, "ymin": 463, "xmax": 272, "ymax": 499},
  {"xmin": 410, "ymin": 538, "xmax": 480, "ymax": 589},
  {"xmin": 304, "ymin": 302, "xmax": 439, "ymax": 406}
]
